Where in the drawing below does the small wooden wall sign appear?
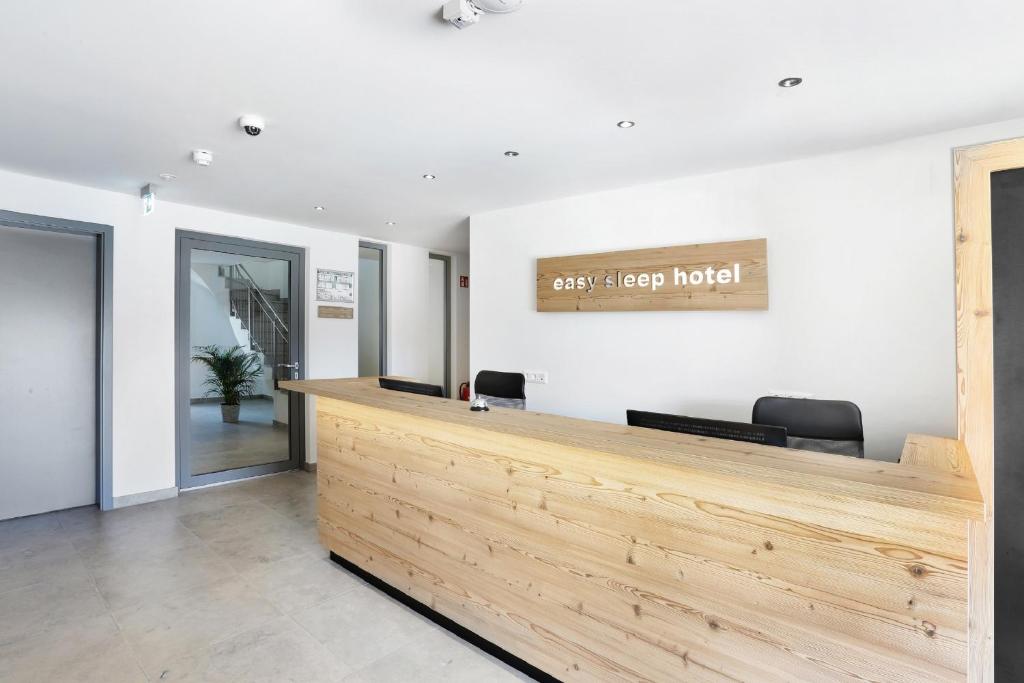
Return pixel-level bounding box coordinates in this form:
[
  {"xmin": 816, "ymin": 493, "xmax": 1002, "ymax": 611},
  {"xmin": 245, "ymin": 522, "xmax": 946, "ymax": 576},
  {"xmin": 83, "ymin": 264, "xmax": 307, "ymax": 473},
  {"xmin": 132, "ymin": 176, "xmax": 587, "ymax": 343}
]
[
  {"xmin": 318, "ymin": 305, "xmax": 353, "ymax": 319},
  {"xmin": 536, "ymin": 238, "xmax": 768, "ymax": 312}
]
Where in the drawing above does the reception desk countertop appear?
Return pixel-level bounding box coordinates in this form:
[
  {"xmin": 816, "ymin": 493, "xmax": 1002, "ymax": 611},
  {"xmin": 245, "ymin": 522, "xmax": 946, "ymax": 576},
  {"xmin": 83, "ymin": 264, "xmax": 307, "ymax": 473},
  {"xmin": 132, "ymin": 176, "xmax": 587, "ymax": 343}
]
[{"xmin": 284, "ymin": 377, "xmax": 982, "ymax": 682}]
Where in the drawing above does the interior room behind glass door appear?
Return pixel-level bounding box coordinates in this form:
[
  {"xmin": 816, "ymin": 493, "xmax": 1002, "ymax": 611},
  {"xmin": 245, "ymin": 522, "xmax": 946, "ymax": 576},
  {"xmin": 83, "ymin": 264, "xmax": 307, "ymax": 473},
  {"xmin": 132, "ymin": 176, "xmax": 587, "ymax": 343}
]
[
  {"xmin": 188, "ymin": 248, "xmax": 292, "ymax": 476},
  {"xmin": 358, "ymin": 245, "xmax": 385, "ymax": 377}
]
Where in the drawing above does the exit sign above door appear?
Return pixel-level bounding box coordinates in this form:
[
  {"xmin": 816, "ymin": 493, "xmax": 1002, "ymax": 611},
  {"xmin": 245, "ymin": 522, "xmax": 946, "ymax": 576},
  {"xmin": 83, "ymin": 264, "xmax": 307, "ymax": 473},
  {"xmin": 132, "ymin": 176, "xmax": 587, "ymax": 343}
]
[{"xmin": 536, "ymin": 238, "xmax": 768, "ymax": 312}]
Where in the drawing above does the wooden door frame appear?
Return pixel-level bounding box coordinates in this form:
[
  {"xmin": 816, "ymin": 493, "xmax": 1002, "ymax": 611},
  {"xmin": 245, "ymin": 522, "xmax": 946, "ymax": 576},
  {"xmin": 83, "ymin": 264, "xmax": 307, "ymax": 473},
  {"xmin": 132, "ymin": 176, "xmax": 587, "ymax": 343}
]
[{"xmin": 953, "ymin": 136, "xmax": 1024, "ymax": 682}]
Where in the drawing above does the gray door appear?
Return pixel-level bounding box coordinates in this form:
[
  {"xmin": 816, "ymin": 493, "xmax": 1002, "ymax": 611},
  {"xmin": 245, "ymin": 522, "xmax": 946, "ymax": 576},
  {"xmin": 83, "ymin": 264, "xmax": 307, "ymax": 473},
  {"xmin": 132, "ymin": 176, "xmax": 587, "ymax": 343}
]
[
  {"xmin": 358, "ymin": 243, "xmax": 386, "ymax": 377},
  {"xmin": 427, "ymin": 253, "xmax": 451, "ymax": 397},
  {"xmin": 176, "ymin": 232, "xmax": 305, "ymax": 489},
  {"xmin": 0, "ymin": 225, "xmax": 97, "ymax": 519}
]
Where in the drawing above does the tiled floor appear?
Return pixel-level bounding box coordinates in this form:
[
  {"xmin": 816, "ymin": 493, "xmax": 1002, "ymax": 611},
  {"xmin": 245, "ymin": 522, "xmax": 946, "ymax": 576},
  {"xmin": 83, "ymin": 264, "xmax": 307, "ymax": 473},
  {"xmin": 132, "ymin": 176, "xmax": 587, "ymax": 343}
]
[
  {"xmin": 0, "ymin": 470, "xmax": 532, "ymax": 682},
  {"xmin": 189, "ymin": 399, "xmax": 289, "ymax": 475}
]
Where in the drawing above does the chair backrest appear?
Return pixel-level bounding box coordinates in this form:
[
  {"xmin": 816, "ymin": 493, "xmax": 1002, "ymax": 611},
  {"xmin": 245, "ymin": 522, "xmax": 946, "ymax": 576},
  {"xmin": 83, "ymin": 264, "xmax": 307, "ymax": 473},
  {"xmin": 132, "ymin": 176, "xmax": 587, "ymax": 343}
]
[
  {"xmin": 751, "ymin": 396, "xmax": 864, "ymax": 458},
  {"xmin": 626, "ymin": 409, "xmax": 788, "ymax": 447},
  {"xmin": 378, "ymin": 377, "xmax": 444, "ymax": 398},
  {"xmin": 474, "ymin": 370, "xmax": 526, "ymax": 410}
]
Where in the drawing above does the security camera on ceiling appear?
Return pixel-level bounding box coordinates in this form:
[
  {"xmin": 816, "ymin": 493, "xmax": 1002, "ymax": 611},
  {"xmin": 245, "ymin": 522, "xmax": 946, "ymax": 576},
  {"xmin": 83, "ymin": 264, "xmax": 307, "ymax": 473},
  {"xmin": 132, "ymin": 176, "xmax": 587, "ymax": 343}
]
[
  {"xmin": 238, "ymin": 115, "xmax": 265, "ymax": 137},
  {"xmin": 442, "ymin": 0, "xmax": 523, "ymax": 30}
]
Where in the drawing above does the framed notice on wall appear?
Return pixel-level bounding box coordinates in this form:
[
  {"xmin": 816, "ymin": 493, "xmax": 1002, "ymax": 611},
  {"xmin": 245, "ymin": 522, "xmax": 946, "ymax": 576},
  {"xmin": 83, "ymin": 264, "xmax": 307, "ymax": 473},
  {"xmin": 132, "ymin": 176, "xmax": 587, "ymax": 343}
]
[
  {"xmin": 316, "ymin": 268, "xmax": 354, "ymax": 303},
  {"xmin": 536, "ymin": 238, "xmax": 768, "ymax": 312}
]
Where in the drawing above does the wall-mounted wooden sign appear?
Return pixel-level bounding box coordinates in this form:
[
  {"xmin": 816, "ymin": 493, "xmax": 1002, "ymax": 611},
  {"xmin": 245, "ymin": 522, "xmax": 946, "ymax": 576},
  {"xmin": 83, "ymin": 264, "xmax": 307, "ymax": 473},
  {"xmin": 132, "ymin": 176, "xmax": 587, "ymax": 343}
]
[
  {"xmin": 318, "ymin": 305, "xmax": 353, "ymax": 319},
  {"xmin": 536, "ymin": 238, "xmax": 768, "ymax": 312}
]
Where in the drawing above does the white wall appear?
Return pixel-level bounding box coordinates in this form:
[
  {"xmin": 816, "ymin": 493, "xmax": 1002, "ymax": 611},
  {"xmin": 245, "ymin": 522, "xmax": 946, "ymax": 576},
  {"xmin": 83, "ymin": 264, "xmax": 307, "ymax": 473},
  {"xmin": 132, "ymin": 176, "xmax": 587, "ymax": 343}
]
[
  {"xmin": 471, "ymin": 118, "xmax": 1024, "ymax": 461},
  {"xmin": 454, "ymin": 252, "xmax": 470, "ymax": 393},
  {"xmin": 387, "ymin": 242, "xmax": 431, "ymax": 380},
  {"xmin": 0, "ymin": 167, "xmax": 457, "ymax": 499}
]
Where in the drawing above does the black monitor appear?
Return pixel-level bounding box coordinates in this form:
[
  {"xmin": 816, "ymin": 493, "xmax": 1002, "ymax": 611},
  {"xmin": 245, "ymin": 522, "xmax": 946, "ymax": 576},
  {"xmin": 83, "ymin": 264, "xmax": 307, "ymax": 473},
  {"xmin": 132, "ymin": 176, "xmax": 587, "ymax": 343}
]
[
  {"xmin": 626, "ymin": 409, "xmax": 787, "ymax": 447},
  {"xmin": 378, "ymin": 377, "xmax": 445, "ymax": 398}
]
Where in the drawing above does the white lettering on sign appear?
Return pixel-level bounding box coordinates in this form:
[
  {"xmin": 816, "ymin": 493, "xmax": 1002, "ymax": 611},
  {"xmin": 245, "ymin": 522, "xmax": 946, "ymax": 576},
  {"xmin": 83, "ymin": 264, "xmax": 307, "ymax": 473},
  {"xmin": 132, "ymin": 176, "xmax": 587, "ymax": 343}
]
[
  {"xmin": 552, "ymin": 275, "xmax": 598, "ymax": 293},
  {"xmin": 553, "ymin": 264, "xmax": 741, "ymax": 294}
]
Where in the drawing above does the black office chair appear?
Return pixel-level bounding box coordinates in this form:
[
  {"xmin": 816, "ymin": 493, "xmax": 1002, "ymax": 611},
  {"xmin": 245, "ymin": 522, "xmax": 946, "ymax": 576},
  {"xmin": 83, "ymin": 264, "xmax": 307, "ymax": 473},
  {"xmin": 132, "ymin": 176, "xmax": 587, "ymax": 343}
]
[
  {"xmin": 752, "ymin": 397, "xmax": 864, "ymax": 458},
  {"xmin": 474, "ymin": 370, "xmax": 526, "ymax": 410},
  {"xmin": 626, "ymin": 409, "xmax": 788, "ymax": 447},
  {"xmin": 378, "ymin": 377, "xmax": 444, "ymax": 398}
]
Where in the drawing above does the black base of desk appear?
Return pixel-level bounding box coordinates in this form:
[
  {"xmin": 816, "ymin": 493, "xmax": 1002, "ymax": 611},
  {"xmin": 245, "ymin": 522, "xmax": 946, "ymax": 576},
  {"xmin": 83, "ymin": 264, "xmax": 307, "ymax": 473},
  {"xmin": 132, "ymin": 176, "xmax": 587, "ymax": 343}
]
[{"xmin": 329, "ymin": 551, "xmax": 560, "ymax": 683}]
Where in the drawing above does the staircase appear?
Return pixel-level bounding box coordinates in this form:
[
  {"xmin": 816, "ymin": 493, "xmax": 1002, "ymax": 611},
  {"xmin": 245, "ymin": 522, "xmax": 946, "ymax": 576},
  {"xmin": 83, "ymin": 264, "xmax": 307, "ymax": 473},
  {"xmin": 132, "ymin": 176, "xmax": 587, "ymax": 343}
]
[{"xmin": 223, "ymin": 264, "xmax": 290, "ymax": 374}]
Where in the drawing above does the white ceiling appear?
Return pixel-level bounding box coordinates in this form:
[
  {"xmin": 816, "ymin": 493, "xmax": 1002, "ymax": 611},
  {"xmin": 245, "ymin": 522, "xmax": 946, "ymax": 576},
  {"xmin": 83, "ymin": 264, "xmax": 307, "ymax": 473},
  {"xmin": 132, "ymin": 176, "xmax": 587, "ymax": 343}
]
[{"xmin": 1, "ymin": 1, "xmax": 1022, "ymax": 251}]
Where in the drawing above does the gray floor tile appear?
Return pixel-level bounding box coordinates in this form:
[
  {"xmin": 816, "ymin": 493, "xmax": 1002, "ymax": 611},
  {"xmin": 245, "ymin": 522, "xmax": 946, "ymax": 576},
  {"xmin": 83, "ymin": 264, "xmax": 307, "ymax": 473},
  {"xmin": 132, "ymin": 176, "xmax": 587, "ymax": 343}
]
[
  {"xmin": 0, "ymin": 511, "xmax": 67, "ymax": 553},
  {"xmin": 113, "ymin": 576, "xmax": 282, "ymax": 678},
  {"xmin": 91, "ymin": 541, "xmax": 236, "ymax": 610},
  {"xmin": 72, "ymin": 517, "xmax": 203, "ymax": 567},
  {"xmin": 178, "ymin": 500, "xmax": 287, "ymax": 540},
  {"xmin": 240, "ymin": 553, "xmax": 362, "ymax": 614},
  {"xmin": 57, "ymin": 499, "xmax": 178, "ymax": 539},
  {"xmin": 291, "ymin": 583, "xmax": 439, "ymax": 670},
  {"xmin": 203, "ymin": 522, "xmax": 322, "ymax": 571},
  {"xmin": 0, "ymin": 613, "xmax": 146, "ymax": 683},
  {"xmin": 0, "ymin": 534, "xmax": 88, "ymax": 595},
  {"xmin": 153, "ymin": 616, "xmax": 352, "ymax": 682},
  {"xmin": 0, "ymin": 469, "xmax": 534, "ymax": 682},
  {"xmin": 157, "ymin": 485, "xmax": 262, "ymax": 517},
  {"xmin": 0, "ymin": 574, "xmax": 108, "ymax": 646},
  {"xmin": 351, "ymin": 627, "xmax": 533, "ymax": 682}
]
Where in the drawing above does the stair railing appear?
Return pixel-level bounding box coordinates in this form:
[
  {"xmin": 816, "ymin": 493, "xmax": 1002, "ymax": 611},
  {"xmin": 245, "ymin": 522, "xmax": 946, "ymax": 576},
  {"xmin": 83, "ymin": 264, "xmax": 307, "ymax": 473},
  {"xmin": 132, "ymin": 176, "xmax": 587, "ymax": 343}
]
[{"xmin": 226, "ymin": 265, "xmax": 289, "ymax": 372}]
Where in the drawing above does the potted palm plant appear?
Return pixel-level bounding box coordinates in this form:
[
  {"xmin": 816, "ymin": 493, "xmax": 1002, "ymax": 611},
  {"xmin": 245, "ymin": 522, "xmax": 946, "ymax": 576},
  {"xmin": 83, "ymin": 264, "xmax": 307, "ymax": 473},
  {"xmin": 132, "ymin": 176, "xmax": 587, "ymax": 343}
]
[{"xmin": 191, "ymin": 344, "xmax": 264, "ymax": 423}]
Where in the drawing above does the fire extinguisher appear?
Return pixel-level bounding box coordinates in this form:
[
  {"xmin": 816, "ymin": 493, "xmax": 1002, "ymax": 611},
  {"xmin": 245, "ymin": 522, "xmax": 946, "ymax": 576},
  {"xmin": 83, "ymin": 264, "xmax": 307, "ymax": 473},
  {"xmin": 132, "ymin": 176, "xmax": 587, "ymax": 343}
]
[{"xmin": 458, "ymin": 382, "xmax": 470, "ymax": 401}]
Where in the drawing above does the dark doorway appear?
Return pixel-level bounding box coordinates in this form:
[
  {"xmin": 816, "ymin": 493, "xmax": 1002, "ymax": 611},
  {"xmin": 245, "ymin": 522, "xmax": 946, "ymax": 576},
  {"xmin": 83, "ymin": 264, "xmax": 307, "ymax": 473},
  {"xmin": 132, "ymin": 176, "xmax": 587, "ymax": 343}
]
[{"xmin": 992, "ymin": 166, "xmax": 1024, "ymax": 679}]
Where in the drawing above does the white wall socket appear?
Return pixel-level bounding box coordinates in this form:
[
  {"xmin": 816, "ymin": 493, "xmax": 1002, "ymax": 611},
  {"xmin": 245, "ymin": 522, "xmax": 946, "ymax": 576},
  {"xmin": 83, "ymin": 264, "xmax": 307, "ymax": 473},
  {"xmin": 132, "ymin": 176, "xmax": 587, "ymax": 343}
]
[
  {"xmin": 524, "ymin": 370, "xmax": 548, "ymax": 384},
  {"xmin": 768, "ymin": 390, "xmax": 815, "ymax": 399}
]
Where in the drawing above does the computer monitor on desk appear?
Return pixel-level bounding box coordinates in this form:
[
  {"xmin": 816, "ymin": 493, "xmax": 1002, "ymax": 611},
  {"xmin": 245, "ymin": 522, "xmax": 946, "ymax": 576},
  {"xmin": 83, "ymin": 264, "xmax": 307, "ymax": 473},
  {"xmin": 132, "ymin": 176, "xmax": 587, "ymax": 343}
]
[
  {"xmin": 378, "ymin": 377, "xmax": 445, "ymax": 398},
  {"xmin": 626, "ymin": 409, "xmax": 788, "ymax": 447}
]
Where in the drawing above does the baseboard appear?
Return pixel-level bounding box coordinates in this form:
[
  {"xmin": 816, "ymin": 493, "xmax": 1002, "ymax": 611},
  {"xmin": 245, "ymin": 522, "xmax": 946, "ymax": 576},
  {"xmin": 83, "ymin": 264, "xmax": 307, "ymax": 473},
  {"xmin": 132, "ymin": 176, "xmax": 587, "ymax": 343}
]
[
  {"xmin": 328, "ymin": 552, "xmax": 556, "ymax": 682},
  {"xmin": 190, "ymin": 395, "xmax": 274, "ymax": 405},
  {"xmin": 112, "ymin": 486, "xmax": 179, "ymax": 509},
  {"xmin": 303, "ymin": 462, "xmax": 317, "ymax": 473}
]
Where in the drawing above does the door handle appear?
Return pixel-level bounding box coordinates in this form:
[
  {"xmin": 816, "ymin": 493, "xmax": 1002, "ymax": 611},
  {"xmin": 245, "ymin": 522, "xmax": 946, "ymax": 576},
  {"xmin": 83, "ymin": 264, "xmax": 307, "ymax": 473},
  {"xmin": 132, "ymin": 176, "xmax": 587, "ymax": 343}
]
[{"xmin": 276, "ymin": 362, "xmax": 300, "ymax": 380}]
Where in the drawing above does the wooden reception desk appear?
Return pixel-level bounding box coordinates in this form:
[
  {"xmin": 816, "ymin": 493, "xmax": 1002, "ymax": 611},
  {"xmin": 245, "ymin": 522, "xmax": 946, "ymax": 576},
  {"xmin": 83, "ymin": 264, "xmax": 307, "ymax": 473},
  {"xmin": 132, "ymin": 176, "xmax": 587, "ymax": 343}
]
[{"xmin": 282, "ymin": 378, "xmax": 983, "ymax": 682}]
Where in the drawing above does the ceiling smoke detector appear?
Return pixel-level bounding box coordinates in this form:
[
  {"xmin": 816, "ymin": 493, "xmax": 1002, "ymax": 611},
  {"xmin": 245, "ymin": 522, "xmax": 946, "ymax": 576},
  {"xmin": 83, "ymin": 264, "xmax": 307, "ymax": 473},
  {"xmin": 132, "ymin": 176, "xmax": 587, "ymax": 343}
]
[
  {"xmin": 192, "ymin": 149, "xmax": 213, "ymax": 167},
  {"xmin": 442, "ymin": 0, "xmax": 522, "ymax": 29}
]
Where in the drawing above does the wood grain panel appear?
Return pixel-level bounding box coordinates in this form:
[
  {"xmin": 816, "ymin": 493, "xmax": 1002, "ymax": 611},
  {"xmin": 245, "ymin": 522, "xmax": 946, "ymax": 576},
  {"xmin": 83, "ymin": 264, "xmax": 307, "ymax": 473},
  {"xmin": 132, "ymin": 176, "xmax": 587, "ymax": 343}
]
[
  {"xmin": 286, "ymin": 379, "xmax": 980, "ymax": 681},
  {"xmin": 952, "ymin": 137, "xmax": 1024, "ymax": 682},
  {"xmin": 900, "ymin": 435, "xmax": 976, "ymax": 481},
  {"xmin": 535, "ymin": 239, "xmax": 768, "ymax": 312}
]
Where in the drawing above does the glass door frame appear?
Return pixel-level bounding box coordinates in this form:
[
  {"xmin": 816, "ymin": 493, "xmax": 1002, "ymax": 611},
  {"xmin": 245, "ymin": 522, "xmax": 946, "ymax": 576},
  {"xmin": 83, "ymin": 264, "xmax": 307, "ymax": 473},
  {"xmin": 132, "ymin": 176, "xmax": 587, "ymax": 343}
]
[{"xmin": 174, "ymin": 230, "xmax": 306, "ymax": 489}]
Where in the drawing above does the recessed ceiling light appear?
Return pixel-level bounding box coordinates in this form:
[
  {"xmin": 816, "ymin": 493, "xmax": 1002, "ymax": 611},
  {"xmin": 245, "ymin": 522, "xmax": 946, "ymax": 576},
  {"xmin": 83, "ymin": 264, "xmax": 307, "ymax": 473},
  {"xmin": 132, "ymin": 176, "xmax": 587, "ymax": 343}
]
[
  {"xmin": 313, "ymin": 205, "xmax": 325, "ymax": 212},
  {"xmin": 158, "ymin": 173, "xmax": 177, "ymax": 181},
  {"xmin": 504, "ymin": 150, "xmax": 520, "ymax": 157},
  {"xmin": 386, "ymin": 221, "xmax": 396, "ymax": 226},
  {"xmin": 422, "ymin": 174, "xmax": 436, "ymax": 180},
  {"xmin": 617, "ymin": 121, "xmax": 636, "ymax": 129},
  {"xmin": 778, "ymin": 77, "xmax": 803, "ymax": 88}
]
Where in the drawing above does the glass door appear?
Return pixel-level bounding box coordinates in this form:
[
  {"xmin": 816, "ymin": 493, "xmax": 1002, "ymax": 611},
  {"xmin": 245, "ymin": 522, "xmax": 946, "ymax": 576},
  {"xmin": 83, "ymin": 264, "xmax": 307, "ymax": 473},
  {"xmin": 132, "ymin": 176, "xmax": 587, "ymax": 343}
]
[
  {"xmin": 358, "ymin": 242, "xmax": 386, "ymax": 377},
  {"xmin": 176, "ymin": 232, "xmax": 305, "ymax": 488}
]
